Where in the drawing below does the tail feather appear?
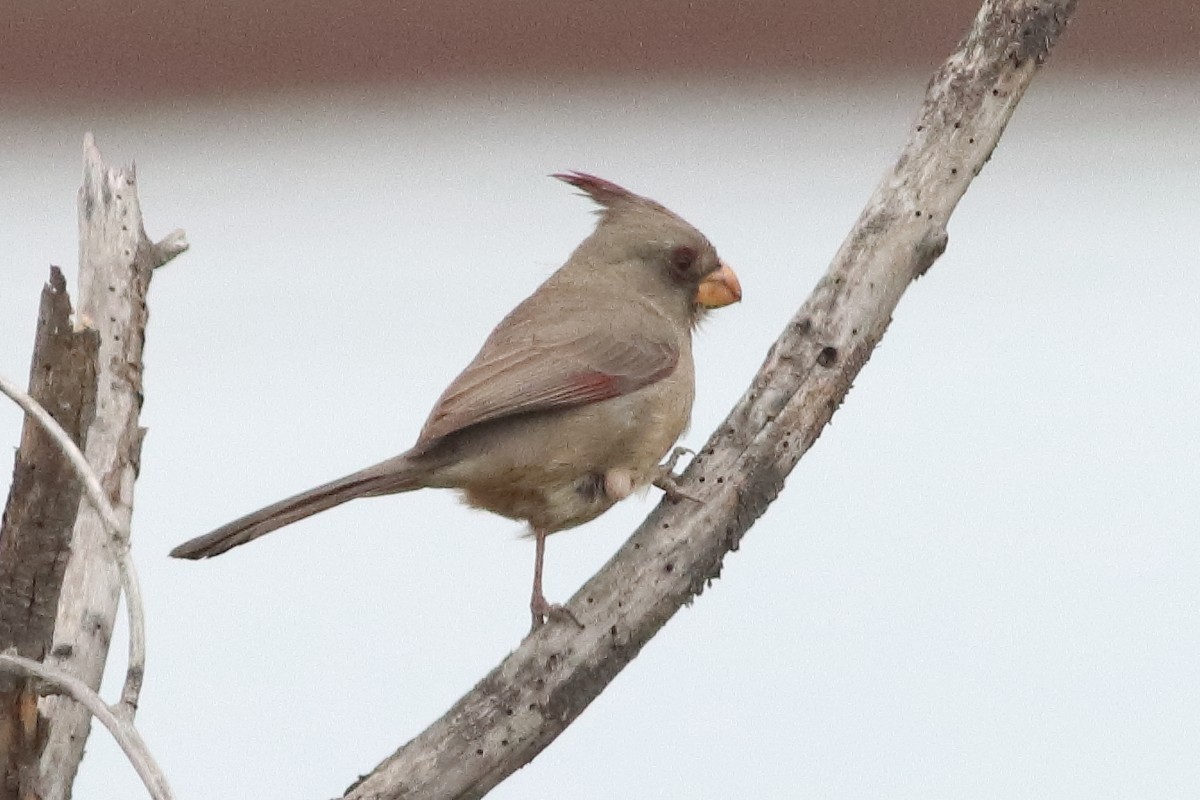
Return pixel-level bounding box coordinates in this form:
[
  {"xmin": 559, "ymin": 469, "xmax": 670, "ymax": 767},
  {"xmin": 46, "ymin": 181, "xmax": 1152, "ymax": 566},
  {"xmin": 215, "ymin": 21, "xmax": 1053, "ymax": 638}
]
[{"xmin": 170, "ymin": 456, "xmax": 421, "ymax": 559}]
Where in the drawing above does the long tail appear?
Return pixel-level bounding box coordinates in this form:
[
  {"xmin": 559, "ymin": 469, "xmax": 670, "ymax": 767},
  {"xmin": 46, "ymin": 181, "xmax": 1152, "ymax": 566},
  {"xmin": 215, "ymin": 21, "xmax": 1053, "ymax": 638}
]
[{"xmin": 169, "ymin": 455, "xmax": 423, "ymax": 559}]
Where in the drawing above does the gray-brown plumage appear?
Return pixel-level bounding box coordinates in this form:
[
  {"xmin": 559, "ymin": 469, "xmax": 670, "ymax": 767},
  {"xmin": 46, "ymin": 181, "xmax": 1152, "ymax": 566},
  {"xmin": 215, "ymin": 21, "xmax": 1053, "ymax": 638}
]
[{"xmin": 171, "ymin": 172, "xmax": 741, "ymax": 628}]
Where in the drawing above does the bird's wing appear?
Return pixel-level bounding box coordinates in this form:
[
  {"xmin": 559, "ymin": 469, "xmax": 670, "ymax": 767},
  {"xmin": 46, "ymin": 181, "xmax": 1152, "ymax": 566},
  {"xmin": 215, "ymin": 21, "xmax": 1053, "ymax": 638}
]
[{"xmin": 414, "ymin": 303, "xmax": 679, "ymax": 449}]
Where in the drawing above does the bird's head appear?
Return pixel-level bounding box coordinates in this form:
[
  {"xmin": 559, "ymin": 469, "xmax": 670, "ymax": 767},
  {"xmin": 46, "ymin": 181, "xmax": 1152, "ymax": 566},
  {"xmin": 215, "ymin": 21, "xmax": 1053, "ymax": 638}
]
[{"xmin": 554, "ymin": 171, "xmax": 741, "ymax": 326}]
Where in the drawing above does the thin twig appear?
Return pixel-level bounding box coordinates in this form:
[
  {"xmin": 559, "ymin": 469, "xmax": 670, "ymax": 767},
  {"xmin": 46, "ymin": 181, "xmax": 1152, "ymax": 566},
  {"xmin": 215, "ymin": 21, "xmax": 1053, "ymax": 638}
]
[
  {"xmin": 0, "ymin": 373, "xmax": 123, "ymax": 536},
  {"xmin": 151, "ymin": 229, "xmax": 190, "ymax": 269},
  {"xmin": 0, "ymin": 652, "xmax": 174, "ymax": 800},
  {"xmin": 116, "ymin": 550, "xmax": 147, "ymax": 719},
  {"xmin": 0, "ymin": 372, "xmax": 147, "ymax": 718}
]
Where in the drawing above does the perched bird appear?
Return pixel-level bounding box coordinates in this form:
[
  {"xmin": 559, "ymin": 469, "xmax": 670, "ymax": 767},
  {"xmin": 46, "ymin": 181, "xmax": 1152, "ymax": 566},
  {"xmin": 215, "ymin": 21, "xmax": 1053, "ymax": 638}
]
[{"xmin": 171, "ymin": 172, "xmax": 741, "ymax": 629}]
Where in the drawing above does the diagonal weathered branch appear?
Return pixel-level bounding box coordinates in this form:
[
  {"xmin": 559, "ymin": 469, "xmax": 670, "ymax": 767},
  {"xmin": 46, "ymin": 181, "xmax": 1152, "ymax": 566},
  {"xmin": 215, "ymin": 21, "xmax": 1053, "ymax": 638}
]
[
  {"xmin": 0, "ymin": 268, "xmax": 98, "ymax": 800},
  {"xmin": 35, "ymin": 134, "xmax": 187, "ymax": 800},
  {"xmin": 342, "ymin": 1, "xmax": 1078, "ymax": 798}
]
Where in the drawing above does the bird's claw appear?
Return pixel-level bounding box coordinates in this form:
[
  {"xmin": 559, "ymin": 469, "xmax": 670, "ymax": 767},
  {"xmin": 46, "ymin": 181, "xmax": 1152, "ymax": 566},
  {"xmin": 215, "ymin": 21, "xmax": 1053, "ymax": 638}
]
[
  {"xmin": 662, "ymin": 445, "xmax": 695, "ymax": 473},
  {"xmin": 653, "ymin": 453, "xmax": 703, "ymax": 504},
  {"xmin": 654, "ymin": 474, "xmax": 702, "ymax": 504},
  {"xmin": 530, "ymin": 596, "xmax": 584, "ymax": 633}
]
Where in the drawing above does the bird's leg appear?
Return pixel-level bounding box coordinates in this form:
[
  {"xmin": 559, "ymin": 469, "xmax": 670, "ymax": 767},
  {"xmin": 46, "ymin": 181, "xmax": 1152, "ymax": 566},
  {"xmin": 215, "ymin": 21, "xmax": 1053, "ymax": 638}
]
[
  {"xmin": 652, "ymin": 446, "xmax": 702, "ymax": 503},
  {"xmin": 529, "ymin": 527, "xmax": 582, "ymax": 632},
  {"xmin": 530, "ymin": 527, "xmax": 550, "ymax": 630}
]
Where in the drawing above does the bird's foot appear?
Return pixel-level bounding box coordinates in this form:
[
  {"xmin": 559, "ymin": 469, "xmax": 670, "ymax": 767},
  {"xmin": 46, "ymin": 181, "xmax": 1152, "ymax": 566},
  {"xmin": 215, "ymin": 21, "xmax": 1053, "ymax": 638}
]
[
  {"xmin": 530, "ymin": 593, "xmax": 584, "ymax": 633},
  {"xmin": 662, "ymin": 445, "xmax": 694, "ymax": 473},
  {"xmin": 653, "ymin": 447, "xmax": 702, "ymax": 503}
]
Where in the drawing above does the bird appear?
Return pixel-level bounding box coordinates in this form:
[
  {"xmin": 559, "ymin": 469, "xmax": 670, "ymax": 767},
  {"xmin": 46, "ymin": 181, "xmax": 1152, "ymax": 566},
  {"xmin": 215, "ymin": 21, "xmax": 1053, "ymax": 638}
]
[{"xmin": 170, "ymin": 172, "xmax": 741, "ymax": 630}]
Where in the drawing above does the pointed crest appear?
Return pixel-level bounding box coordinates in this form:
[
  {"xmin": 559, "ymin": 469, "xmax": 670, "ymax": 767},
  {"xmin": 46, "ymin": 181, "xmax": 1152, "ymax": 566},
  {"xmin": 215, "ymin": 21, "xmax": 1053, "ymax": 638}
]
[{"xmin": 552, "ymin": 171, "xmax": 666, "ymax": 215}]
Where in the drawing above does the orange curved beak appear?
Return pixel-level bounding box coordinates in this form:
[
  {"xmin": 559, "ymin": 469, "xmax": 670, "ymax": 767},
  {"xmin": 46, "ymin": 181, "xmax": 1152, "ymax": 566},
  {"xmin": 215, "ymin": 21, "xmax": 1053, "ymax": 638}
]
[{"xmin": 695, "ymin": 261, "xmax": 742, "ymax": 309}]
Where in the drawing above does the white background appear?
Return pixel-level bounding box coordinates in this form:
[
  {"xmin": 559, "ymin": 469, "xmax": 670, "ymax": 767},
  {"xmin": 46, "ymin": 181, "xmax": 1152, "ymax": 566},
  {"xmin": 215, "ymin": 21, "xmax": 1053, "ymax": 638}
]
[{"xmin": 2, "ymin": 74, "xmax": 1198, "ymax": 798}]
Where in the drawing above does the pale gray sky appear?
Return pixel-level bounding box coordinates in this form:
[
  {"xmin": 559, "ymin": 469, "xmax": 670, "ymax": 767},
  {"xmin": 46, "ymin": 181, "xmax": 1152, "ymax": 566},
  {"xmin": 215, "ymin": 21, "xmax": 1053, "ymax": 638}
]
[{"xmin": 2, "ymin": 75, "xmax": 1198, "ymax": 799}]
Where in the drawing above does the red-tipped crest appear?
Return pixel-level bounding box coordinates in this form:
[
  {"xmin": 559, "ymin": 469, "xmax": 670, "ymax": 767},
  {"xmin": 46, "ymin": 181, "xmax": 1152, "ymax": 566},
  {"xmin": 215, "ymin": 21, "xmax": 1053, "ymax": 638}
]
[{"xmin": 552, "ymin": 171, "xmax": 658, "ymax": 212}]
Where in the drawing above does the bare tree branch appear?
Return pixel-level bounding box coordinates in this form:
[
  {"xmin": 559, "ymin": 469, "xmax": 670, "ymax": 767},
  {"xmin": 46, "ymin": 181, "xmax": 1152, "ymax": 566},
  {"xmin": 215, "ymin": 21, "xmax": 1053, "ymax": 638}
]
[
  {"xmin": 149, "ymin": 229, "xmax": 188, "ymax": 270},
  {"xmin": 36, "ymin": 134, "xmax": 187, "ymax": 799},
  {"xmin": 0, "ymin": 371, "xmax": 148, "ymax": 726},
  {"xmin": 342, "ymin": 1, "xmax": 1079, "ymax": 798},
  {"xmin": 0, "ymin": 372, "xmax": 122, "ymax": 542},
  {"xmin": 0, "ymin": 652, "xmax": 174, "ymax": 800},
  {"xmin": 0, "ymin": 268, "xmax": 98, "ymax": 800}
]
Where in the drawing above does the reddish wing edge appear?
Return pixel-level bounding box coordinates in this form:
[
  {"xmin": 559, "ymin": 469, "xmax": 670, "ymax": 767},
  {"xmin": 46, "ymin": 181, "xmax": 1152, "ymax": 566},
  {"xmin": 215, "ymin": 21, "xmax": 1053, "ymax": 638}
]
[
  {"xmin": 569, "ymin": 370, "xmax": 624, "ymax": 400},
  {"xmin": 415, "ymin": 339, "xmax": 679, "ymax": 450}
]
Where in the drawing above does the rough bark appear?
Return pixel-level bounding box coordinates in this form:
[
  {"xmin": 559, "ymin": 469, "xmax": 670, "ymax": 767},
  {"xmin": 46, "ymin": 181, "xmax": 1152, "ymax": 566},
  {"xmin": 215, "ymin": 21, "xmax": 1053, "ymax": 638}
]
[
  {"xmin": 34, "ymin": 135, "xmax": 185, "ymax": 800},
  {"xmin": 342, "ymin": 1, "xmax": 1079, "ymax": 798},
  {"xmin": 0, "ymin": 268, "xmax": 99, "ymax": 800}
]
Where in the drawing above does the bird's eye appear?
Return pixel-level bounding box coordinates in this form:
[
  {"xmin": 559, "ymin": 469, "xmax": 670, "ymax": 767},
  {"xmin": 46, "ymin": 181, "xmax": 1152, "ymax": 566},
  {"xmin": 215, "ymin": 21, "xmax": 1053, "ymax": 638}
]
[{"xmin": 670, "ymin": 245, "xmax": 696, "ymax": 274}]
